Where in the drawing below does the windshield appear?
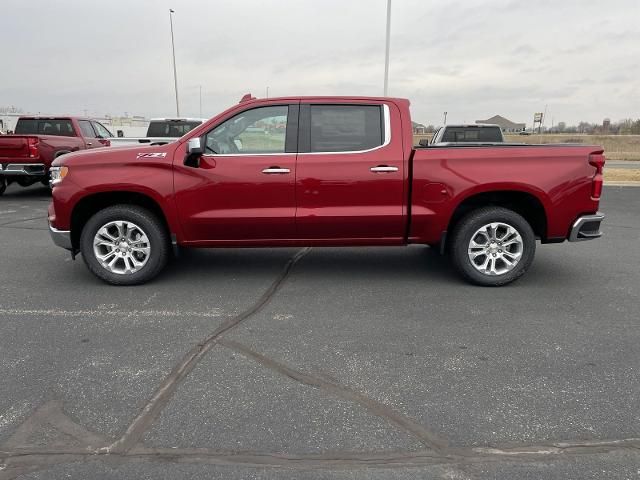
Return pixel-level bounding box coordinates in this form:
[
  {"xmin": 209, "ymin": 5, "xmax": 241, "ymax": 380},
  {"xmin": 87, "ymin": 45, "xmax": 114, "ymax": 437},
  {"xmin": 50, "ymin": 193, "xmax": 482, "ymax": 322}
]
[
  {"xmin": 441, "ymin": 127, "xmax": 503, "ymax": 142},
  {"xmin": 146, "ymin": 120, "xmax": 202, "ymax": 138}
]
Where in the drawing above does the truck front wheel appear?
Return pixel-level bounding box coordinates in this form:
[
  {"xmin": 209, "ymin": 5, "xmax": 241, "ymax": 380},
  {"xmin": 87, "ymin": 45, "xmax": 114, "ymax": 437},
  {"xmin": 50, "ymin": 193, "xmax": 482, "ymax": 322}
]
[
  {"xmin": 79, "ymin": 205, "xmax": 169, "ymax": 285},
  {"xmin": 449, "ymin": 207, "xmax": 536, "ymax": 286}
]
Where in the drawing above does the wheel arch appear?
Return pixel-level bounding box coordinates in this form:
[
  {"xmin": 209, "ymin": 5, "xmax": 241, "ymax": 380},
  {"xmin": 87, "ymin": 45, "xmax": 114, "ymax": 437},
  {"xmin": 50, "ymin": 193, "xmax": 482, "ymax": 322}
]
[
  {"xmin": 70, "ymin": 191, "xmax": 173, "ymax": 250},
  {"xmin": 446, "ymin": 189, "xmax": 549, "ymax": 243}
]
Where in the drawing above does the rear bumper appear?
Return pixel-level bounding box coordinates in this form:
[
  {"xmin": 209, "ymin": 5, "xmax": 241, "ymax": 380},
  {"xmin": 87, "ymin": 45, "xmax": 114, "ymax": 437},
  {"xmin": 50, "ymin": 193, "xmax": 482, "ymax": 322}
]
[
  {"xmin": 49, "ymin": 224, "xmax": 72, "ymax": 250},
  {"xmin": 568, "ymin": 212, "xmax": 604, "ymax": 242},
  {"xmin": 0, "ymin": 163, "xmax": 47, "ymax": 176}
]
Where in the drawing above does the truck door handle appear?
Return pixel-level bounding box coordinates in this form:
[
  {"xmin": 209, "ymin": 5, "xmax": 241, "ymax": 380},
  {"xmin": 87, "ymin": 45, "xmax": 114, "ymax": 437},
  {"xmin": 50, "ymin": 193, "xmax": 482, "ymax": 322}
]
[
  {"xmin": 262, "ymin": 167, "xmax": 290, "ymax": 174},
  {"xmin": 86, "ymin": 142, "xmax": 93, "ymax": 146},
  {"xmin": 370, "ymin": 165, "xmax": 398, "ymax": 173}
]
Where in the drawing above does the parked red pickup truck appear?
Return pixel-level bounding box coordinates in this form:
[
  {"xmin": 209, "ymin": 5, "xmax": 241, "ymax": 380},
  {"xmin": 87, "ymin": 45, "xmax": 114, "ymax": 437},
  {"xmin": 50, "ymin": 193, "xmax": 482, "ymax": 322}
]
[
  {"xmin": 48, "ymin": 95, "xmax": 605, "ymax": 286},
  {"xmin": 0, "ymin": 116, "xmax": 112, "ymax": 195}
]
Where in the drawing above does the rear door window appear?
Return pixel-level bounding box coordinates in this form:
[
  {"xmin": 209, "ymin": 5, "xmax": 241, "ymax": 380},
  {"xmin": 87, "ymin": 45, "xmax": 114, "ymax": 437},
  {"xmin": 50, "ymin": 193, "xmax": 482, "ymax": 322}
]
[
  {"xmin": 309, "ymin": 105, "xmax": 384, "ymax": 153},
  {"xmin": 15, "ymin": 119, "xmax": 76, "ymax": 137}
]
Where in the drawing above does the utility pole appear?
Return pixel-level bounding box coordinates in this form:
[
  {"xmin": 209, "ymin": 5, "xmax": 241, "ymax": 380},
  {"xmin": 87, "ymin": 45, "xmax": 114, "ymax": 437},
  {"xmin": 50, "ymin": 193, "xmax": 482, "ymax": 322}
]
[
  {"xmin": 383, "ymin": 0, "xmax": 391, "ymax": 96},
  {"xmin": 443, "ymin": 111, "xmax": 448, "ymax": 125},
  {"xmin": 199, "ymin": 85, "xmax": 202, "ymax": 118},
  {"xmin": 169, "ymin": 9, "xmax": 180, "ymax": 117}
]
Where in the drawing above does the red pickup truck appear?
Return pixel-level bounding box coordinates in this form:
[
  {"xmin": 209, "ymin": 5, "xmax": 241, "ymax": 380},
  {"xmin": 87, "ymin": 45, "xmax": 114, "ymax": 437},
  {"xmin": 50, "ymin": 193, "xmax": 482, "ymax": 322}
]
[
  {"xmin": 48, "ymin": 95, "xmax": 605, "ymax": 286},
  {"xmin": 0, "ymin": 116, "xmax": 112, "ymax": 195}
]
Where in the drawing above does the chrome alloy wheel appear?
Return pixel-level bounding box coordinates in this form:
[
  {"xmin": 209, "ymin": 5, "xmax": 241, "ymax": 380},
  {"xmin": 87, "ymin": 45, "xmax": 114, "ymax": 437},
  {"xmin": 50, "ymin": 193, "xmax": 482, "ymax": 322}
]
[
  {"xmin": 92, "ymin": 221, "xmax": 150, "ymax": 275},
  {"xmin": 467, "ymin": 222, "xmax": 524, "ymax": 276}
]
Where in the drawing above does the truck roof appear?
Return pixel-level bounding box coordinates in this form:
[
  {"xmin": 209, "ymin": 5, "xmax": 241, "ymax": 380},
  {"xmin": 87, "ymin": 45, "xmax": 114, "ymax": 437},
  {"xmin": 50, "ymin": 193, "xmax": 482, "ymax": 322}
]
[
  {"xmin": 245, "ymin": 95, "xmax": 409, "ymax": 103},
  {"xmin": 441, "ymin": 124, "xmax": 501, "ymax": 128},
  {"xmin": 149, "ymin": 118, "xmax": 208, "ymax": 122},
  {"xmin": 18, "ymin": 116, "xmax": 92, "ymax": 121}
]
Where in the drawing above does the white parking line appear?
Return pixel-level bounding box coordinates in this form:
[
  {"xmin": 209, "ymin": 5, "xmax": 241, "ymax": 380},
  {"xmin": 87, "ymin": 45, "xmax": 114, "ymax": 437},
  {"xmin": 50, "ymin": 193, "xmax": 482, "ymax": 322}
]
[{"xmin": 0, "ymin": 308, "xmax": 226, "ymax": 318}]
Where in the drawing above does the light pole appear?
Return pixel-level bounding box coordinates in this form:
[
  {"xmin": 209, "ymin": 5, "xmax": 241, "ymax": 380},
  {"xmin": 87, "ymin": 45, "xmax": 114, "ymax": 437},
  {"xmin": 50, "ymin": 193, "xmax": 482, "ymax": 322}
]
[
  {"xmin": 169, "ymin": 9, "xmax": 180, "ymax": 117},
  {"xmin": 383, "ymin": 0, "xmax": 391, "ymax": 96},
  {"xmin": 443, "ymin": 111, "xmax": 448, "ymax": 125}
]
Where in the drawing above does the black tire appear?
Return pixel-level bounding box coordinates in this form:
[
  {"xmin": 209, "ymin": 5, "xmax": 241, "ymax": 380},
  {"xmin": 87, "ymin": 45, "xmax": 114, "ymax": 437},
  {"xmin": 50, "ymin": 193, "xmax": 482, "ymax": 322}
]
[
  {"xmin": 0, "ymin": 177, "xmax": 6, "ymax": 196},
  {"xmin": 80, "ymin": 205, "xmax": 169, "ymax": 285},
  {"xmin": 449, "ymin": 207, "xmax": 536, "ymax": 286},
  {"xmin": 17, "ymin": 177, "xmax": 37, "ymax": 187}
]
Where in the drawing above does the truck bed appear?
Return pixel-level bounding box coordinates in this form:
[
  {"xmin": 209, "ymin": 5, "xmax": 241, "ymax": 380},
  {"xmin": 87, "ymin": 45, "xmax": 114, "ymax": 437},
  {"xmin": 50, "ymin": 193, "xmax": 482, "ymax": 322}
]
[
  {"xmin": 409, "ymin": 143, "xmax": 603, "ymax": 244},
  {"xmin": 0, "ymin": 135, "xmax": 35, "ymax": 159}
]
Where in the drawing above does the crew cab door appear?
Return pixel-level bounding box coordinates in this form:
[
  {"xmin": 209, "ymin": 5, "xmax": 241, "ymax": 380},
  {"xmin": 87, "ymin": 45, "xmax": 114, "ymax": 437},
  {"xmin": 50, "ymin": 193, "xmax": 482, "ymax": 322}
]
[
  {"xmin": 173, "ymin": 103, "xmax": 299, "ymax": 242},
  {"xmin": 295, "ymin": 102, "xmax": 405, "ymax": 241},
  {"xmin": 77, "ymin": 120, "xmax": 101, "ymax": 149}
]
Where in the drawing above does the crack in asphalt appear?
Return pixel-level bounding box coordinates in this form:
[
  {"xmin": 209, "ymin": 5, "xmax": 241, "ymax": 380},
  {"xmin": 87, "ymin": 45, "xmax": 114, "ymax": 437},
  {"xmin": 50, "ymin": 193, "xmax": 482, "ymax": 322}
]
[
  {"xmin": 0, "ymin": 225, "xmax": 47, "ymax": 231},
  {"xmin": 104, "ymin": 247, "xmax": 312, "ymax": 455},
  {"xmin": 0, "ymin": 216, "xmax": 47, "ymax": 227},
  {"xmin": 605, "ymin": 223, "xmax": 640, "ymax": 231},
  {"xmin": 2, "ymin": 437, "xmax": 639, "ymax": 478},
  {"xmin": 219, "ymin": 338, "xmax": 448, "ymax": 452}
]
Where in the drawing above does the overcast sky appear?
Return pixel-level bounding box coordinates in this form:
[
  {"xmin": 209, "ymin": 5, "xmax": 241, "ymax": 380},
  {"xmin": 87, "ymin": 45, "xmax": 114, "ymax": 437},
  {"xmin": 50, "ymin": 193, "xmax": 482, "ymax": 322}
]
[{"xmin": 1, "ymin": 0, "xmax": 638, "ymax": 126}]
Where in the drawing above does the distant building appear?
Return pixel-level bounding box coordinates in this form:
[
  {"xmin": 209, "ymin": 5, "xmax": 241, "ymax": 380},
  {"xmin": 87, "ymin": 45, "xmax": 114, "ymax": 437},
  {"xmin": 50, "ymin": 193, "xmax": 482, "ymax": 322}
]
[
  {"xmin": 412, "ymin": 121, "xmax": 427, "ymax": 134},
  {"xmin": 475, "ymin": 115, "xmax": 526, "ymax": 133}
]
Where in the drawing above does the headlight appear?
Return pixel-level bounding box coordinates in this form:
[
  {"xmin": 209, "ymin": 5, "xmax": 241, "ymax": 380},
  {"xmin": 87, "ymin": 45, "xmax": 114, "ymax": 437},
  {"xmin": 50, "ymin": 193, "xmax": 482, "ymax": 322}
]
[{"xmin": 50, "ymin": 166, "xmax": 69, "ymax": 186}]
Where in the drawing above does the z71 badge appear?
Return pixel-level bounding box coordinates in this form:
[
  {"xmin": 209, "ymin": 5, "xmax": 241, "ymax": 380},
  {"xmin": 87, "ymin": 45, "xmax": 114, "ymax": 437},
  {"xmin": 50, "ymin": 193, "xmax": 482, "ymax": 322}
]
[{"xmin": 136, "ymin": 152, "xmax": 167, "ymax": 158}]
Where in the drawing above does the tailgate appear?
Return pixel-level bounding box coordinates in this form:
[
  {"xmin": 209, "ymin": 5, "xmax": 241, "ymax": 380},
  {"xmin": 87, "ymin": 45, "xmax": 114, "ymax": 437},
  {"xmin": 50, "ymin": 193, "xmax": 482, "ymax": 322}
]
[{"xmin": 0, "ymin": 136, "xmax": 32, "ymax": 159}]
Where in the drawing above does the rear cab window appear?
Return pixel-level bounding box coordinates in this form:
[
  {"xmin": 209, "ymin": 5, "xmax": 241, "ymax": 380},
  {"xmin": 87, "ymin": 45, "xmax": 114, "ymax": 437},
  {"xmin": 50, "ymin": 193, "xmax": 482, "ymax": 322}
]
[{"xmin": 15, "ymin": 119, "xmax": 76, "ymax": 137}]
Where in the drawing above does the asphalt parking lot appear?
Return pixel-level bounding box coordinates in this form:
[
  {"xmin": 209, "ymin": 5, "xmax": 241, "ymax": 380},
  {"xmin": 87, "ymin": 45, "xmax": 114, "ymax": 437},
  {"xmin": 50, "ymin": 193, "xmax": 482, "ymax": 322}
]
[{"xmin": 0, "ymin": 184, "xmax": 638, "ymax": 479}]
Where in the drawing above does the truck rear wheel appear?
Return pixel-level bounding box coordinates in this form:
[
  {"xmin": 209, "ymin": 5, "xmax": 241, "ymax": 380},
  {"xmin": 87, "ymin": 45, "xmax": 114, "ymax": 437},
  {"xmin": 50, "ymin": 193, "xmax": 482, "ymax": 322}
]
[
  {"xmin": 79, "ymin": 205, "xmax": 169, "ymax": 285},
  {"xmin": 449, "ymin": 207, "xmax": 536, "ymax": 286}
]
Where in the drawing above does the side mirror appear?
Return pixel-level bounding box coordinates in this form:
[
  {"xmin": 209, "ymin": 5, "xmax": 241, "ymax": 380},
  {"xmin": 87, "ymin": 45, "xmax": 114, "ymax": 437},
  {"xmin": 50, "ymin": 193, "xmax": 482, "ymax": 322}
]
[
  {"xmin": 187, "ymin": 138, "xmax": 203, "ymax": 155},
  {"xmin": 184, "ymin": 137, "xmax": 203, "ymax": 167}
]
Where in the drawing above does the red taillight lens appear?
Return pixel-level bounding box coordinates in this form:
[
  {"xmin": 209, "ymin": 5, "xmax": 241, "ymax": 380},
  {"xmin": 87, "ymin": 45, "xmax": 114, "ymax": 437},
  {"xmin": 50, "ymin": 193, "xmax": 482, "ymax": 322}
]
[
  {"xmin": 589, "ymin": 153, "xmax": 605, "ymax": 199},
  {"xmin": 592, "ymin": 174, "xmax": 603, "ymax": 199},
  {"xmin": 27, "ymin": 137, "xmax": 39, "ymax": 158}
]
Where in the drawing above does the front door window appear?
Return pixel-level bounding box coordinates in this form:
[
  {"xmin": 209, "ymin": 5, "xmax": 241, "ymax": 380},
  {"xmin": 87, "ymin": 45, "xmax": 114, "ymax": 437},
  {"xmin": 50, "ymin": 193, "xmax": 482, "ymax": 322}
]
[{"xmin": 204, "ymin": 106, "xmax": 288, "ymax": 155}]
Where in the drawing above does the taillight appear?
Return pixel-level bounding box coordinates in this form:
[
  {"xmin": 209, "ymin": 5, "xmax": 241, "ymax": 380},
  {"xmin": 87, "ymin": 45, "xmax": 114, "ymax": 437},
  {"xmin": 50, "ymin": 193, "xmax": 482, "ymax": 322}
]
[
  {"xmin": 589, "ymin": 153, "xmax": 605, "ymax": 199},
  {"xmin": 27, "ymin": 137, "xmax": 39, "ymax": 158}
]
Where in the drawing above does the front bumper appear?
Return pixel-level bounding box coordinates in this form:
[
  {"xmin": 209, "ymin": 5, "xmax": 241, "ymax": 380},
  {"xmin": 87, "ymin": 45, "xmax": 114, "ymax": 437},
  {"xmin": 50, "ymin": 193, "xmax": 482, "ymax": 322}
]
[
  {"xmin": 0, "ymin": 163, "xmax": 47, "ymax": 176},
  {"xmin": 568, "ymin": 212, "xmax": 605, "ymax": 242},
  {"xmin": 49, "ymin": 224, "xmax": 72, "ymax": 250}
]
